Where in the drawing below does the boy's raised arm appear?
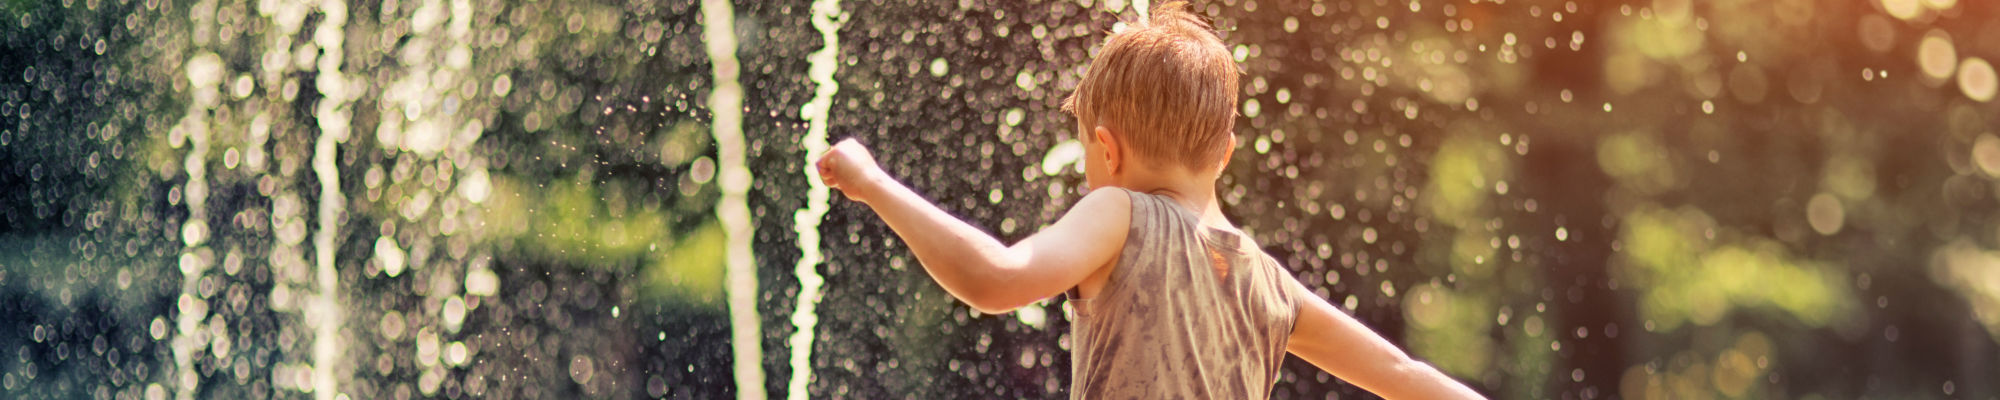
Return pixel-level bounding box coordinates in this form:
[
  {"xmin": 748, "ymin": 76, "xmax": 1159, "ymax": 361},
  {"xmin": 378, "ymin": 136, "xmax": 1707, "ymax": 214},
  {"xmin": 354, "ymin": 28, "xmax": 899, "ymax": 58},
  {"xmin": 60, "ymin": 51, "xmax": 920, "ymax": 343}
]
[
  {"xmin": 816, "ymin": 138, "xmax": 1129, "ymax": 314},
  {"xmin": 1286, "ymin": 277, "xmax": 1487, "ymax": 399}
]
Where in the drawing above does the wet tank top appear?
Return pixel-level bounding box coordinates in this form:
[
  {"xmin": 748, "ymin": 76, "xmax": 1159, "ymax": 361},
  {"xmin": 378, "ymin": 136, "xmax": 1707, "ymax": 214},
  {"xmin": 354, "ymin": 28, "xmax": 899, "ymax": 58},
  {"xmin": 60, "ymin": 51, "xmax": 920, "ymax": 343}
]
[{"xmin": 1065, "ymin": 188, "xmax": 1303, "ymax": 399}]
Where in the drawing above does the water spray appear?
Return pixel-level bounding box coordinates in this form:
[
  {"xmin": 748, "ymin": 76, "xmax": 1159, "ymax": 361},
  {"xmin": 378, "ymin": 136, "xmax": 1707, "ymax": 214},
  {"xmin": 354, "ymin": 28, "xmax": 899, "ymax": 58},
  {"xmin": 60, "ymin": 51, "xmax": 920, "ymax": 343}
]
[
  {"xmin": 698, "ymin": 1, "xmax": 766, "ymax": 398},
  {"xmin": 787, "ymin": 0, "xmax": 844, "ymax": 398},
  {"xmin": 309, "ymin": 0, "xmax": 353, "ymax": 398}
]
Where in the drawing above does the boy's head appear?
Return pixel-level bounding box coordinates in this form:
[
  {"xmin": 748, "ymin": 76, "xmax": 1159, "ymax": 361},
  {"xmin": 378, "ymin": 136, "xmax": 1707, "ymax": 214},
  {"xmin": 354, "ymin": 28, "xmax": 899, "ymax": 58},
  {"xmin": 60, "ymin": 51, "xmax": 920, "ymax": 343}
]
[{"xmin": 1063, "ymin": 1, "xmax": 1239, "ymax": 183}]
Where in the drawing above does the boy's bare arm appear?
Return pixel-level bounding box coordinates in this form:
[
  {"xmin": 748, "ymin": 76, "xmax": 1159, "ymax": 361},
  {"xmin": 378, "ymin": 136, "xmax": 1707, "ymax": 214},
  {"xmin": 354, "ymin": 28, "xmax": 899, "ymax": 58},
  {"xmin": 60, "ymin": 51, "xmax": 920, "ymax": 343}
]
[
  {"xmin": 1286, "ymin": 277, "xmax": 1486, "ymax": 400},
  {"xmin": 816, "ymin": 138, "xmax": 1129, "ymax": 313}
]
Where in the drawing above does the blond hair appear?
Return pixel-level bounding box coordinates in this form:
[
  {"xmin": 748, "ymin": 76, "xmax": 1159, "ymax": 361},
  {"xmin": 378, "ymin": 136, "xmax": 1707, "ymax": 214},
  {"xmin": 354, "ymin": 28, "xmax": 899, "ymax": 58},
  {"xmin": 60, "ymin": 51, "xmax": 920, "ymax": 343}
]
[{"xmin": 1063, "ymin": 1, "xmax": 1240, "ymax": 172}]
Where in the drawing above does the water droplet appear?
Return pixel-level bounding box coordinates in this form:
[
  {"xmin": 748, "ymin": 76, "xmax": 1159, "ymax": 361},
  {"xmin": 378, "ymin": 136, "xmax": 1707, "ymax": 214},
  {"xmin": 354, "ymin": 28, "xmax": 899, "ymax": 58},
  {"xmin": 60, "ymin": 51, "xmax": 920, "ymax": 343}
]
[
  {"xmin": 186, "ymin": 52, "xmax": 225, "ymax": 89},
  {"xmin": 1881, "ymin": 0, "xmax": 1923, "ymax": 19},
  {"xmin": 569, "ymin": 355, "xmax": 596, "ymax": 384},
  {"xmin": 929, "ymin": 58, "xmax": 949, "ymax": 77},
  {"xmin": 1041, "ymin": 140, "xmax": 1086, "ymax": 176},
  {"xmin": 442, "ymin": 296, "xmax": 467, "ymax": 332},
  {"xmin": 444, "ymin": 341, "xmax": 469, "ymax": 366},
  {"xmin": 690, "ymin": 157, "xmax": 716, "ymax": 184},
  {"xmin": 492, "ymin": 74, "xmax": 512, "ymax": 97},
  {"xmin": 1015, "ymin": 70, "xmax": 1038, "ymax": 91},
  {"xmin": 231, "ymin": 75, "xmax": 255, "ymax": 99},
  {"xmin": 375, "ymin": 236, "xmax": 407, "ymax": 278},
  {"xmin": 1016, "ymin": 304, "xmax": 1047, "ymax": 329},
  {"xmin": 374, "ymin": 312, "xmax": 405, "ymax": 344},
  {"xmin": 1958, "ymin": 57, "xmax": 1996, "ymax": 102},
  {"xmin": 459, "ymin": 168, "xmax": 491, "ymax": 203},
  {"xmin": 1917, "ymin": 31, "xmax": 1957, "ymax": 83},
  {"xmin": 1972, "ymin": 134, "xmax": 2000, "ymax": 176},
  {"xmin": 465, "ymin": 267, "xmax": 499, "ymax": 296},
  {"xmin": 1104, "ymin": 0, "xmax": 1129, "ymax": 12},
  {"xmin": 417, "ymin": 328, "xmax": 441, "ymax": 368}
]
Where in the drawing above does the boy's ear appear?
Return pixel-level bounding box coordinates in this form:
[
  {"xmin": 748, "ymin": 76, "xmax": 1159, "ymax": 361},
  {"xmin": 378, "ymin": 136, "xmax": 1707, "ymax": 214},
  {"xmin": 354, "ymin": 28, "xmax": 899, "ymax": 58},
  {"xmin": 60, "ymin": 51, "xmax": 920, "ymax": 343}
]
[
  {"xmin": 1217, "ymin": 133, "xmax": 1237, "ymax": 173},
  {"xmin": 1094, "ymin": 126, "xmax": 1121, "ymax": 174}
]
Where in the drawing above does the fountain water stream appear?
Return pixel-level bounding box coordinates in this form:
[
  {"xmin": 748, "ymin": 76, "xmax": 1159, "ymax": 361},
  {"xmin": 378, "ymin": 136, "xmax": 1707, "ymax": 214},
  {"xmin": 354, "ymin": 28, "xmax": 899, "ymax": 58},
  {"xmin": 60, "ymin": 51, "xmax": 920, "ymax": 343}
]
[
  {"xmin": 171, "ymin": 51, "xmax": 215, "ymax": 400},
  {"xmin": 786, "ymin": 1, "xmax": 843, "ymax": 399},
  {"xmin": 308, "ymin": 0, "xmax": 353, "ymax": 398},
  {"xmin": 698, "ymin": 1, "xmax": 763, "ymax": 398},
  {"xmin": 169, "ymin": 1, "xmax": 223, "ymax": 397}
]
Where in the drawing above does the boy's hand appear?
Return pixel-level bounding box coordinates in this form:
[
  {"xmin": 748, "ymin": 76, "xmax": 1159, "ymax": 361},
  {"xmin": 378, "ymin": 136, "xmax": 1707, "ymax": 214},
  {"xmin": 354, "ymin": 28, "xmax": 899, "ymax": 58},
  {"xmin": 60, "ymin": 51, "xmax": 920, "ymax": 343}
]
[{"xmin": 816, "ymin": 138, "xmax": 884, "ymax": 203}]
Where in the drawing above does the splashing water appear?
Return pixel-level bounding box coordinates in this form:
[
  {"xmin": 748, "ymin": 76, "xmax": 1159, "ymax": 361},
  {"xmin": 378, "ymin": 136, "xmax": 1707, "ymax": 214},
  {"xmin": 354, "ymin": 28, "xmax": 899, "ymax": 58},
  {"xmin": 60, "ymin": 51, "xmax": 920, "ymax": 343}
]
[
  {"xmin": 787, "ymin": 0, "xmax": 844, "ymax": 398},
  {"xmin": 172, "ymin": 47, "xmax": 219, "ymax": 400},
  {"xmin": 309, "ymin": 0, "xmax": 353, "ymax": 397},
  {"xmin": 699, "ymin": 1, "xmax": 763, "ymax": 398},
  {"xmin": 1041, "ymin": 140, "xmax": 1086, "ymax": 177}
]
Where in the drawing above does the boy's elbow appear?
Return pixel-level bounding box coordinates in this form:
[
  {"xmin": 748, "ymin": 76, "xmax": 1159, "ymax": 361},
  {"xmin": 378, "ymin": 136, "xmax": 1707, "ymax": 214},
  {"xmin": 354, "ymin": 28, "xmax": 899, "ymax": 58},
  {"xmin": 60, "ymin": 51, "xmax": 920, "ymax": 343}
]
[
  {"xmin": 953, "ymin": 255, "xmax": 1036, "ymax": 314},
  {"xmin": 959, "ymin": 287, "xmax": 1030, "ymax": 314}
]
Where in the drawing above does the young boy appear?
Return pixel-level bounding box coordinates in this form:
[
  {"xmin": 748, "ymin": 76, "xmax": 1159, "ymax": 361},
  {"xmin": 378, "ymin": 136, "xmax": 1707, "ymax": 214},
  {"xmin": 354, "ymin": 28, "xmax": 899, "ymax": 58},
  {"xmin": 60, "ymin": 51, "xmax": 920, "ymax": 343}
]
[{"xmin": 814, "ymin": 2, "xmax": 1483, "ymax": 398}]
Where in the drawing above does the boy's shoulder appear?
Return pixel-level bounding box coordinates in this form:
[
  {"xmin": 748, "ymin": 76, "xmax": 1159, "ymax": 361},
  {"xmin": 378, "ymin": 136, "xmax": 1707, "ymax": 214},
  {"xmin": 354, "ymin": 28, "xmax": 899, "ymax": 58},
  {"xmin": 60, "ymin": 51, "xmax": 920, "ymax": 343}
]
[{"xmin": 1075, "ymin": 186, "xmax": 1137, "ymax": 214}]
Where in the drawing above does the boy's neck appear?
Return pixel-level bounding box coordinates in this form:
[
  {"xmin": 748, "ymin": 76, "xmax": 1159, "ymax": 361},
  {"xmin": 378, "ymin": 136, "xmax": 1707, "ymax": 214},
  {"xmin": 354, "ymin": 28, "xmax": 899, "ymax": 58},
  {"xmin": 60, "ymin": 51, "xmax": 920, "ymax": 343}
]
[{"xmin": 1112, "ymin": 168, "xmax": 1232, "ymax": 231}]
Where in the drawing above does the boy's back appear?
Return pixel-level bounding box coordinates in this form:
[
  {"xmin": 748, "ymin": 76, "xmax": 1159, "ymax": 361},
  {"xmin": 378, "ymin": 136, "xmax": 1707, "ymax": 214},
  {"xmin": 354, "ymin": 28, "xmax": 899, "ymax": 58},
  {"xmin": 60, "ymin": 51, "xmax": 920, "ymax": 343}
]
[{"xmin": 1068, "ymin": 188, "xmax": 1299, "ymax": 398}]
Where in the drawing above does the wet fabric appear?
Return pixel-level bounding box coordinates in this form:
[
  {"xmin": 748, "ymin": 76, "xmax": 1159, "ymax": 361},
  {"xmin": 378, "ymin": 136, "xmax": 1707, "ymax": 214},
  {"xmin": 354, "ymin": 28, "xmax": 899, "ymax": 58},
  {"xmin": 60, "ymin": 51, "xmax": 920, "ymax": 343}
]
[{"xmin": 1066, "ymin": 188, "xmax": 1303, "ymax": 399}]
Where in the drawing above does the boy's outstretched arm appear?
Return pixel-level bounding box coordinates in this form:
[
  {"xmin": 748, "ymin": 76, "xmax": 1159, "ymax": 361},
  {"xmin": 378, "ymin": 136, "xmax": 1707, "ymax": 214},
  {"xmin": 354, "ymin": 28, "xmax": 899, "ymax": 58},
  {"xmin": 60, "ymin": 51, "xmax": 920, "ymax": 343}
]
[
  {"xmin": 1286, "ymin": 277, "xmax": 1487, "ymax": 400},
  {"xmin": 816, "ymin": 138, "xmax": 1128, "ymax": 314}
]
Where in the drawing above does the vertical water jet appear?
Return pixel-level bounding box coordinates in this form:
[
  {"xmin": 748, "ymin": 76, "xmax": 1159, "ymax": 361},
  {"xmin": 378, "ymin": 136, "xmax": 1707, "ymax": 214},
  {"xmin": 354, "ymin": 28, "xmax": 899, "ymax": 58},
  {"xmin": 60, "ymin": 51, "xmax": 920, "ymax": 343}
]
[
  {"xmin": 172, "ymin": 48, "xmax": 218, "ymax": 399},
  {"xmin": 788, "ymin": 0, "xmax": 844, "ymax": 398},
  {"xmin": 169, "ymin": 2, "xmax": 226, "ymax": 398},
  {"xmin": 309, "ymin": 0, "xmax": 353, "ymax": 398},
  {"xmin": 699, "ymin": 0, "xmax": 765, "ymax": 398}
]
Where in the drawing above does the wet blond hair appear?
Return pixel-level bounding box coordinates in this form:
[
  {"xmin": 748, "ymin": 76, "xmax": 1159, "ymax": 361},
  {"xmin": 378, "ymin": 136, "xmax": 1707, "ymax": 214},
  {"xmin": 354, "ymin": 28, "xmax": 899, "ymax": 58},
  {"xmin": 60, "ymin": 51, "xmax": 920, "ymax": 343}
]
[{"xmin": 1063, "ymin": 1, "xmax": 1239, "ymax": 172}]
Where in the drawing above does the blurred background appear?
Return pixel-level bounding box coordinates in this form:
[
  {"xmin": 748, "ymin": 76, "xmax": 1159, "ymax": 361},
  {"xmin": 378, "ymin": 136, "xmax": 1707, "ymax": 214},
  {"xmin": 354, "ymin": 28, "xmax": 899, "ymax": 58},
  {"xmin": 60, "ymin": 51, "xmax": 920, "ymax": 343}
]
[{"xmin": 3, "ymin": 0, "xmax": 1998, "ymax": 398}]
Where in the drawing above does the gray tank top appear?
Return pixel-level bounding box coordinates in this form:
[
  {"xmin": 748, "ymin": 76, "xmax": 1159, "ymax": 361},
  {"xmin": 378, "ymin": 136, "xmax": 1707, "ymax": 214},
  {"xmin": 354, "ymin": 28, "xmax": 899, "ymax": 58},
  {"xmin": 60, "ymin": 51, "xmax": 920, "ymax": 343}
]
[{"xmin": 1066, "ymin": 188, "xmax": 1302, "ymax": 399}]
